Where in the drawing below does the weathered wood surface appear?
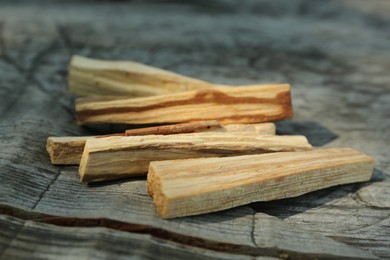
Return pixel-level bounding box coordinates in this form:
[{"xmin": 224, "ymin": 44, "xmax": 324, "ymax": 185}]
[
  {"xmin": 0, "ymin": 0, "xmax": 389, "ymax": 259},
  {"xmin": 0, "ymin": 207, "xmax": 377, "ymax": 260},
  {"xmin": 79, "ymin": 134, "xmax": 311, "ymax": 182},
  {"xmin": 0, "ymin": 214, "xmax": 280, "ymax": 260}
]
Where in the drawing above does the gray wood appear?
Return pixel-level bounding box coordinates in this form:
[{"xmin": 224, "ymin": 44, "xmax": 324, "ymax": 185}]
[
  {"xmin": 0, "ymin": 215, "xmax": 268, "ymax": 260},
  {"xmin": 251, "ymin": 180, "xmax": 390, "ymax": 258},
  {"xmin": 0, "ymin": 0, "xmax": 389, "ymax": 259},
  {"xmin": 0, "ymin": 203, "xmax": 376, "ymax": 259}
]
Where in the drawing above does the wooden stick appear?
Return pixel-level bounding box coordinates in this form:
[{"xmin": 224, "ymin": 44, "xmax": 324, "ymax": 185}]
[
  {"xmin": 47, "ymin": 120, "xmax": 221, "ymax": 165},
  {"xmin": 79, "ymin": 134, "xmax": 312, "ymax": 183},
  {"xmin": 148, "ymin": 148, "xmax": 375, "ymax": 218},
  {"xmin": 47, "ymin": 122, "xmax": 275, "ymax": 165},
  {"xmin": 76, "ymin": 84, "xmax": 293, "ymax": 125},
  {"xmin": 124, "ymin": 120, "xmax": 221, "ymax": 136},
  {"xmin": 69, "ymin": 55, "xmax": 287, "ymax": 98},
  {"xmin": 218, "ymin": 123, "xmax": 275, "ymax": 134},
  {"xmin": 46, "ymin": 136, "xmax": 91, "ymax": 165},
  {"xmin": 69, "ymin": 55, "xmax": 213, "ymax": 97}
]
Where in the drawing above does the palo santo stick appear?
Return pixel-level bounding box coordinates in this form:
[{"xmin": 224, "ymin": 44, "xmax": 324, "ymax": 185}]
[
  {"xmin": 125, "ymin": 122, "xmax": 276, "ymax": 136},
  {"xmin": 46, "ymin": 120, "xmax": 220, "ymax": 165},
  {"xmin": 79, "ymin": 134, "xmax": 312, "ymax": 183},
  {"xmin": 47, "ymin": 134, "xmax": 127, "ymax": 165},
  {"xmin": 69, "ymin": 55, "xmax": 213, "ymax": 97},
  {"xmin": 46, "ymin": 136, "xmax": 91, "ymax": 165},
  {"xmin": 218, "ymin": 123, "xmax": 275, "ymax": 134},
  {"xmin": 69, "ymin": 55, "xmax": 285, "ymax": 98},
  {"xmin": 124, "ymin": 120, "xmax": 221, "ymax": 136},
  {"xmin": 148, "ymin": 148, "xmax": 375, "ymax": 218},
  {"xmin": 47, "ymin": 122, "xmax": 274, "ymax": 165},
  {"xmin": 76, "ymin": 84, "xmax": 292, "ymax": 125}
]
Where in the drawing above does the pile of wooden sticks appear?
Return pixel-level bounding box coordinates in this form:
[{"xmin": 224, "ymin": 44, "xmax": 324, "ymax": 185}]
[{"xmin": 47, "ymin": 55, "xmax": 375, "ymax": 218}]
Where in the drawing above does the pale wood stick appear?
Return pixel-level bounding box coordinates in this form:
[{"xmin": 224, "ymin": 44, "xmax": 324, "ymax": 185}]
[
  {"xmin": 46, "ymin": 136, "xmax": 91, "ymax": 165},
  {"xmin": 69, "ymin": 55, "xmax": 214, "ymax": 97},
  {"xmin": 47, "ymin": 134, "xmax": 127, "ymax": 165},
  {"xmin": 46, "ymin": 120, "xmax": 220, "ymax": 165},
  {"xmin": 124, "ymin": 120, "xmax": 221, "ymax": 136},
  {"xmin": 148, "ymin": 148, "xmax": 375, "ymax": 218},
  {"xmin": 47, "ymin": 122, "xmax": 274, "ymax": 165},
  {"xmin": 76, "ymin": 84, "xmax": 292, "ymax": 125},
  {"xmin": 79, "ymin": 134, "xmax": 312, "ymax": 183},
  {"xmin": 217, "ymin": 123, "xmax": 275, "ymax": 134}
]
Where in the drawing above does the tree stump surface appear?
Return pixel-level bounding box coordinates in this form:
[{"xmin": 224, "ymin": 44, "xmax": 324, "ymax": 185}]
[{"xmin": 0, "ymin": 1, "xmax": 389, "ymax": 259}]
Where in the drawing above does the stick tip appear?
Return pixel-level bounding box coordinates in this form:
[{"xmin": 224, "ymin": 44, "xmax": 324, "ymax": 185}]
[{"xmin": 78, "ymin": 141, "xmax": 90, "ymax": 183}]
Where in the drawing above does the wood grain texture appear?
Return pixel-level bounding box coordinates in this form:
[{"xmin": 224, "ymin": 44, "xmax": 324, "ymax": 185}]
[
  {"xmin": 75, "ymin": 84, "xmax": 293, "ymax": 125},
  {"xmin": 148, "ymin": 148, "xmax": 375, "ymax": 218},
  {"xmin": 79, "ymin": 134, "xmax": 312, "ymax": 182},
  {"xmin": 69, "ymin": 55, "xmax": 214, "ymax": 97},
  {"xmin": 218, "ymin": 123, "xmax": 275, "ymax": 135},
  {"xmin": 47, "ymin": 136, "xmax": 91, "ymax": 165},
  {"xmin": 47, "ymin": 120, "xmax": 221, "ymax": 165},
  {"xmin": 47, "ymin": 122, "xmax": 275, "ymax": 165},
  {"xmin": 124, "ymin": 120, "xmax": 221, "ymax": 136},
  {"xmin": 46, "ymin": 120, "xmax": 221, "ymax": 165},
  {"xmin": 0, "ymin": 206, "xmax": 377, "ymax": 260},
  {"xmin": 0, "ymin": 215, "xmax": 260, "ymax": 260}
]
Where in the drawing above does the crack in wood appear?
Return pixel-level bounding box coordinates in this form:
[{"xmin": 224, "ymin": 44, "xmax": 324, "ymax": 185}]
[
  {"xmin": 352, "ymin": 192, "xmax": 390, "ymax": 210},
  {"xmin": 249, "ymin": 213, "xmax": 258, "ymax": 248},
  {"xmin": 0, "ymin": 22, "xmax": 24, "ymax": 74},
  {"xmin": 0, "ymin": 204, "xmax": 375, "ymax": 259},
  {"xmin": 0, "ymin": 23, "xmax": 60, "ymax": 117},
  {"xmin": 31, "ymin": 169, "xmax": 61, "ymax": 210},
  {"xmin": 56, "ymin": 24, "xmax": 73, "ymax": 55},
  {"xmin": 0, "ymin": 65, "xmax": 27, "ymax": 119},
  {"xmin": 25, "ymin": 41, "xmax": 58, "ymax": 82},
  {"xmin": 0, "ymin": 205, "xmax": 260, "ymax": 257}
]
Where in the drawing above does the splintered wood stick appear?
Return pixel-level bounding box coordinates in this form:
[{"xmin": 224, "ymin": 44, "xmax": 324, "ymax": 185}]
[
  {"xmin": 69, "ymin": 55, "xmax": 214, "ymax": 97},
  {"xmin": 79, "ymin": 134, "xmax": 312, "ymax": 183},
  {"xmin": 46, "ymin": 120, "xmax": 220, "ymax": 165},
  {"xmin": 148, "ymin": 148, "xmax": 375, "ymax": 218},
  {"xmin": 46, "ymin": 122, "xmax": 275, "ymax": 165},
  {"xmin": 76, "ymin": 84, "xmax": 293, "ymax": 125},
  {"xmin": 124, "ymin": 122, "xmax": 276, "ymax": 136},
  {"xmin": 46, "ymin": 136, "xmax": 91, "ymax": 165},
  {"xmin": 218, "ymin": 123, "xmax": 275, "ymax": 134},
  {"xmin": 69, "ymin": 55, "xmax": 289, "ymax": 98},
  {"xmin": 124, "ymin": 120, "xmax": 221, "ymax": 136}
]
